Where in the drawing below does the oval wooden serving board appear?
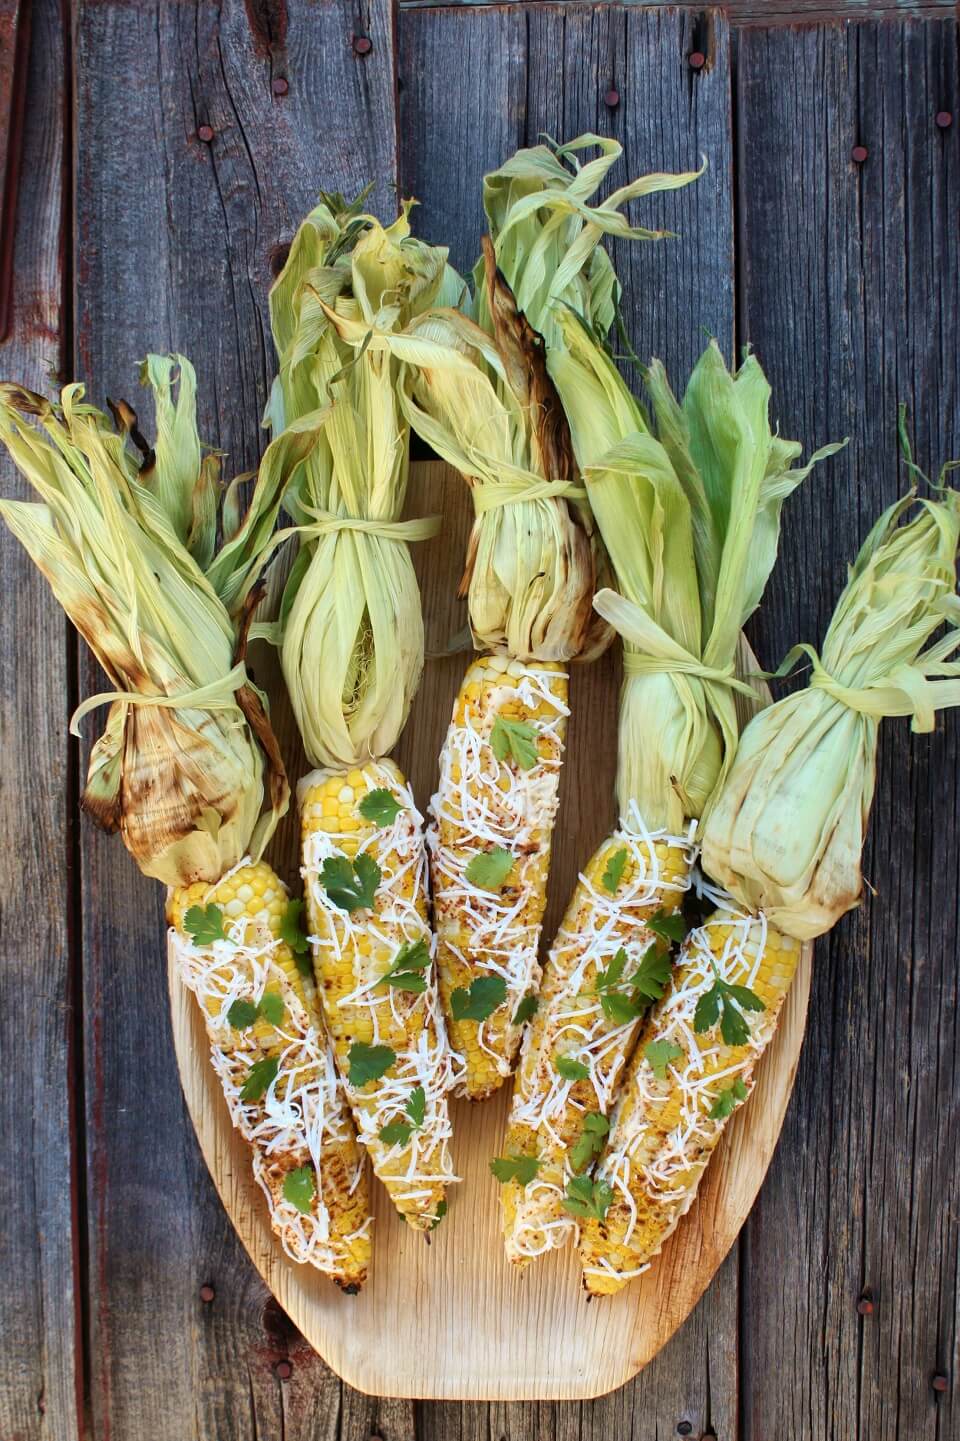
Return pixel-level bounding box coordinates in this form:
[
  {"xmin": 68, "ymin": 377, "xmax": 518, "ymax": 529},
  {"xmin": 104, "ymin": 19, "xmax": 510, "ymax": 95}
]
[{"xmin": 169, "ymin": 465, "xmax": 813, "ymax": 1399}]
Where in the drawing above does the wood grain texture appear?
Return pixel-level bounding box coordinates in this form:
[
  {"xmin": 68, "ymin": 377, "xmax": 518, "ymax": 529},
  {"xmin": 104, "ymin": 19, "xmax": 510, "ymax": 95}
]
[
  {"xmin": 736, "ymin": 19, "xmax": 960, "ymax": 1441},
  {"xmin": 398, "ymin": 0, "xmax": 954, "ymax": 19},
  {"xmin": 72, "ymin": 3, "xmax": 404, "ymax": 1439},
  {"xmin": 0, "ymin": 3, "xmax": 78, "ymax": 1439},
  {"xmin": 169, "ymin": 606, "xmax": 813, "ymax": 1401}
]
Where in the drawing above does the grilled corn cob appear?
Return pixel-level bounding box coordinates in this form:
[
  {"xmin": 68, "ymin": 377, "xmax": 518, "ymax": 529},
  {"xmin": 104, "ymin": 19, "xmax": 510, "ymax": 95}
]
[
  {"xmin": 578, "ymin": 908, "xmax": 800, "ymax": 1295},
  {"xmin": 501, "ymin": 819, "xmax": 692, "ymax": 1263},
  {"xmin": 301, "ymin": 759, "xmax": 459, "ymax": 1229},
  {"xmin": 169, "ymin": 859, "xmax": 371, "ymax": 1290},
  {"xmin": 430, "ymin": 655, "xmax": 569, "ymax": 1099}
]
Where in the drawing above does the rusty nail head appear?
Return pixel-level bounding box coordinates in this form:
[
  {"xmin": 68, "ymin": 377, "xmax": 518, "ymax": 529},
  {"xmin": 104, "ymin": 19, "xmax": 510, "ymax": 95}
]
[
  {"xmin": 935, "ymin": 110, "xmax": 953, "ymax": 129},
  {"xmin": 197, "ymin": 125, "xmax": 214, "ymax": 144},
  {"xmin": 677, "ymin": 1425, "xmax": 693, "ymax": 1437},
  {"xmin": 199, "ymin": 1283, "xmax": 215, "ymax": 1303},
  {"xmin": 604, "ymin": 88, "xmax": 620, "ymax": 109},
  {"xmin": 932, "ymin": 1373, "xmax": 949, "ymax": 1393},
  {"xmin": 857, "ymin": 1292, "xmax": 874, "ymax": 1315},
  {"xmin": 852, "ymin": 144, "xmax": 868, "ymax": 163},
  {"xmin": 272, "ymin": 77, "xmax": 289, "ymax": 97},
  {"xmin": 353, "ymin": 35, "xmax": 372, "ymax": 56},
  {"xmin": 689, "ymin": 51, "xmax": 706, "ymax": 71},
  {"xmin": 275, "ymin": 1359, "xmax": 293, "ymax": 1380}
]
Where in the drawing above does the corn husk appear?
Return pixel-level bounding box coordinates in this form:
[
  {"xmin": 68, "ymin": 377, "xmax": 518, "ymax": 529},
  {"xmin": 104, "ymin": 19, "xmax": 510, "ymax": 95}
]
[
  {"xmin": 552, "ymin": 325, "xmax": 843, "ymax": 831},
  {"xmin": 344, "ymin": 137, "xmax": 700, "ymax": 662},
  {"xmin": 701, "ymin": 488, "xmax": 960, "ymax": 938},
  {"xmin": 264, "ymin": 197, "xmax": 457, "ymax": 769},
  {"xmin": 0, "ymin": 373, "xmax": 288, "ymax": 886}
]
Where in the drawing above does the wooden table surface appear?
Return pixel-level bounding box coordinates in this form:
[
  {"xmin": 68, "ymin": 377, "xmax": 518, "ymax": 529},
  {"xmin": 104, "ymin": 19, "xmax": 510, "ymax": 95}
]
[{"xmin": 1, "ymin": 3, "xmax": 957, "ymax": 1438}]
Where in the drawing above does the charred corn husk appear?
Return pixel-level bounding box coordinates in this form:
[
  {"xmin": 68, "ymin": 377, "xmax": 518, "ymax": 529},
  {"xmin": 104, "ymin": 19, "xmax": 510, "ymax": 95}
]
[
  {"xmin": 301, "ymin": 759, "xmax": 459, "ymax": 1229},
  {"xmin": 501, "ymin": 820, "xmax": 692, "ymax": 1261},
  {"xmin": 430, "ymin": 655, "xmax": 568, "ymax": 1099},
  {"xmin": 578, "ymin": 908, "xmax": 800, "ymax": 1295},
  {"xmin": 0, "ymin": 368, "xmax": 291, "ymax": 886},
  {"xmin": 169, "ymin": 859, "xmax": 371, "ymax": 1290}
]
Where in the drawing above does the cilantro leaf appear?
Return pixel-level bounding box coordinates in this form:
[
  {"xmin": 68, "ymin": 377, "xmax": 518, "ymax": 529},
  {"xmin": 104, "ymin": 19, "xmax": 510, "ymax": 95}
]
[
  {"xmin": 406, "ymin": 1083, "xmax": 426, "ymax": 1128},
  {"xmin": 378, "ymin": 1083, "xmax": 426, "ymax": 1148},
  {"xmin": 429, "ymin": 1199, "xmax": 448, "ymax": 1230},
  {"xmin": 630, "ymin": 942, "xmax": 673, "ymax": 1001},
  {"xmin": 227, "ymin": 998, "xmax": 259, "ymax": 1030},
  {"xmin": 450, "ymin": 974, "xmax": 507, "ymax": 1022},
  {"xmin": 600, "ymin": 991, "xmax": 643, "ymax": 1025},
  {"xmin": 358, "ymin": 787, "xmax": 403, "ymax": 827},
  {"xmin": 320, "ymin": 852, "xmax": 381, "ymax": 913},
  {"xmin": 555, "ymin": 1053, "xmax": 590, "ymax": 1082},
  {"xmin": 282, "ymin": 1165, "xmax": 315, "ymax": 1215},
  {"xmin": 648, "ymin": 908, "xmax": 687, "ymax": 944},
  {"xmin": 595, "ymin": 948, "xmax": 644, "ymax": 1023},
  {"xmin": 490, "ymin": 1153, "xmax": 541, "ymax": 1185},
  {"xmin": 490, "ymin": 714, "xmax": 539, "ymax": 771},
  {"xmin": 693, "ymin": 984, "xmax": 721, "ymax": 1033},
  {"xmin": 569, "ymin": 1111, "xmax": 610, "ymax": 1173},
  {"xmin": 240, "ymin": 1055, "xmax": 279, "ymax": 1103},
  {"xmin": 601, "ymin": 847, "xmax": 628, "ymax": 895},
  {"xmin": 644, "ymin": 1039, "xmax": 684, "ymax": 1079},
  {"xmin": 379, "ymin": 1119, "xmax": 413, "ymax": 1147},
  {"xmin": 258, "ymin": 991, "xmax": 285, "ymax": 1026},
  {"xmin": 596, "ymin": 948, "xmax": 628, "ymax": 992},
  {"xmin": 709, "ymin": 1077, "xmax": 748, "ymax": 1120},
  {"xmin": 562, "ymin": 1175, "xmax": 614, "ymax": 1222},
  {"xmin": 381, "ymin": 937, "xmax": 432, "ymax": 993},
  {"xmin": 464, "ymin": 847, "xmax": 515, "ymax": 892},
  {"xmin": 280, "ymin": 898, "xmax": 310, "ymax": 956},
  {"xmin": 693, "ymin": 969, "xmax": 766, "ymax": 1048},
  {"xmin": 184, "ymin": 904, "xmax": 227, "ymax": 945},
  {"xmin": 512, "ymin": 992, "xmax": 539, "ymax": 1026},
  {"xmin": 227, "ymin": 992, "xmax": 284, "ymax": 1031},
  {"xmin": 348, "ymin": 1041, "xmax": 396, "ymax": 1087}
]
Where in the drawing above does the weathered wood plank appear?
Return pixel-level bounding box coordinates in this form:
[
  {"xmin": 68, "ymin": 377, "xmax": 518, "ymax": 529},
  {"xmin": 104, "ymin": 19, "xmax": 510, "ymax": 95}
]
[
  {"xmin": 400, "ymin": 5, "xmax": 737, "ymax": 1432},
  {"xmin": 399, "ymin": 0, "xmax": 954, "ymax": 20},
  {"xmin": 0, "ymin": 3, "xmax": 77, "ymax": 1439},
  {"xmin": 73, "ymin": 2, "xmax": 401, "ymax": 1438},
  {"xmin": 737, "ymin": 18, "xmax": 959, "ymax": 1441}
]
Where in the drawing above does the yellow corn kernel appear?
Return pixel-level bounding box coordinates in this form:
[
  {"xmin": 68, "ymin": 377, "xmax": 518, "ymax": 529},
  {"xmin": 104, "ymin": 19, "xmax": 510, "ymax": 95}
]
[
  {"xmin": 169, "ymin": 860, "xmax": 371, "ymax": 1291},
  {"xmin": 578, "ymin": 909, "xmax": 800, "ymax": 1295},
  {"xmin": 501, "ymin": 828, "xmax": 692, "ymax": 1266},
  {"xmin": 431, "ymin": 655, "xmax": 569, "ymax": 1099},
  {"xmin": 301, "ymin": 759, "xmax": 458, "ymax": 1231}
]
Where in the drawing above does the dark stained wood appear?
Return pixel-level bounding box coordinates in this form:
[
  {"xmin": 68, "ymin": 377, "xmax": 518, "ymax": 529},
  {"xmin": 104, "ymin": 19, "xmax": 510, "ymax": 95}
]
[
  {"xmin": 737, "ymin": 18, "xmax": 959, "ymax": 1441},
  {"xmin": 0, "ymin": 3, "xmax": 78, "ymax": 1440},
  {"xmin": 72, "ymin": 2, "xmax": 402, "ymax": 1438},
  {"xmin": 399, "ymin": 0, "xmax": 953, "ymax": 20},
  {"xmin": 399, "ymin": 6, "xmax": 737, "ymax": 1436}
]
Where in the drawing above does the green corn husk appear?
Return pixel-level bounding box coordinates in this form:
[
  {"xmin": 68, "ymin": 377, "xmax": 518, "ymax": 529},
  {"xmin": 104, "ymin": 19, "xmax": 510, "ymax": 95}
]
[
  {"xmin": 552, "ymin": 323, "xmax": 844, "ymax": 832},
  {"xmin": 0, "ymin": 368, "xmax": 288, "ymax": 886},
  {"xmin": 264, "ymin": 196, "xmax": 459, "ymax": 769},
  {"xmin": 336, "ymin": 136, "xmax": 701, "ymax": 663},
  {"xmin": 701, "ymin": 485, "xmax": 960, "ymax": 939}
]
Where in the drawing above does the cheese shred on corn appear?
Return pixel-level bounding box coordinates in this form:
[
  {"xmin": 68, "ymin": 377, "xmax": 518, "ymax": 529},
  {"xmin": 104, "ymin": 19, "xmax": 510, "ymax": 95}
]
[
  {"xmin": 578, "ymin": 908, "xmax": 800, "ymax": 1294},
  {"xmin": 170, "ymin": 859, "xmax": 372, "ymax": 1291},
  {"xmin": 301, "ymin": 761, "xmax": 459, "ymax": 1229}
]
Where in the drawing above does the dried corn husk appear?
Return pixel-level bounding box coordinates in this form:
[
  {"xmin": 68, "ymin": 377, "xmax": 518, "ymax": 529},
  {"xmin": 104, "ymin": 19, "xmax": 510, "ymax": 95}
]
[
  {"xmin": 264, "ymin": 198, "xmax": 456, "ymax": 769},
  {"xmin": 0, "ymin": 374, "xmax": 288, "ymax": 886},
  {"xmin": 701, "ymin": 487, "xmax": 960, "ymax": 938},
  {"xmin": 338, "ymin": 137, "xmax": 701, "ymax": 663},
  {"xmin": 552, "ymin": 324, "xmax": 843, "ymax": 830}
]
